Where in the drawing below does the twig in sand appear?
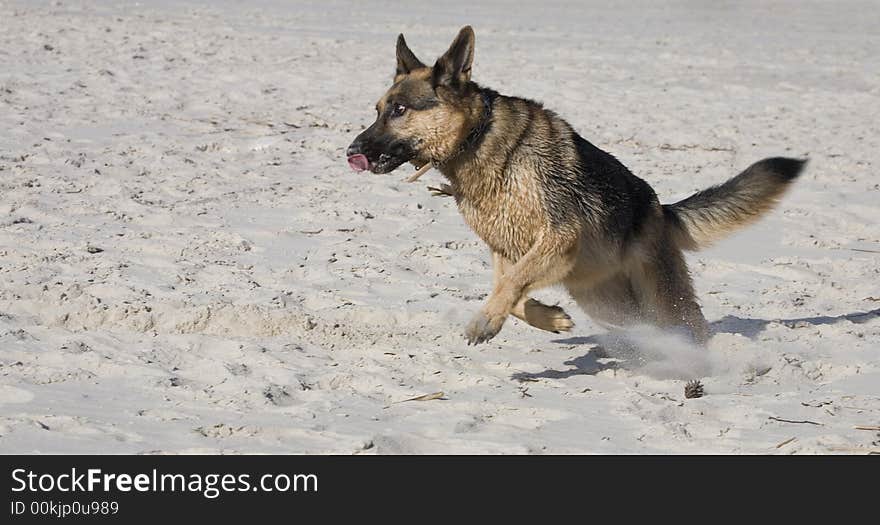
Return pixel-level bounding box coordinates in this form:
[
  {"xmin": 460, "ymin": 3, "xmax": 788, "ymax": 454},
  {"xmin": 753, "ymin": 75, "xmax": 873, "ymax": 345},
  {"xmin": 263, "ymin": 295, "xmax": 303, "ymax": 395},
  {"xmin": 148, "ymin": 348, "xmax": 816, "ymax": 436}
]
[
  {"xmin": 775, "ymin": 437, "xmax": 797, "ymax": 449},
  {"xmin": 427, "ymin": 185, "xmax": 454, "ymax": 197},
  {"xmin": 768, "ymin": 416, "xmax": 824, "ymax": 426},
  {"xmin": 384, "ymin": 391, "xmax": 445, "ymax": 409},
  {"xmin": 405, "ymin": 163, "xmax": 433, "ymax": 183},
  {"xmin": 657, "ymin": 143, "xmax": 736, "ymax": 153},
  {"xmin": 854, "ymin": 425, "xmax": 880, "ymax": 431},
  {"xmin": 401, "ymin": 391, "xmax": 445, "ymax": 402},
  {"xmin": 826, "ymin": 446, "xmax": 880, "ymax": 455}
]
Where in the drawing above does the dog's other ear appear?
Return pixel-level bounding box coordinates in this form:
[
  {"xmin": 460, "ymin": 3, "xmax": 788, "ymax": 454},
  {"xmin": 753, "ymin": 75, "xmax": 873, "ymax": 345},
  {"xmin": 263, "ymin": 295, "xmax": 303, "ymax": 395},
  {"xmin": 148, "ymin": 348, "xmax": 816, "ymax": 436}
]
[
  {"xmin": 396, "ymin": 34, "xmax": 425, "ymax": 81},
  {"xmin": 432, "ymin": 26, "xmax": 475, "ymax": 89}
]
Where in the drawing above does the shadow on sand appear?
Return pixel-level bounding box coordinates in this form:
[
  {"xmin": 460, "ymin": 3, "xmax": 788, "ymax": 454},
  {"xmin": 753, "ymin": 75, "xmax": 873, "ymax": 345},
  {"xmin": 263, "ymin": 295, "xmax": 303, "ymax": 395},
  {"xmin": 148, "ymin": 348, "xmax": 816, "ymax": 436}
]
[
  {"xmin": 708, "ymin": 308, "xmax": 880, "ymax": 338},
  {"xmin": 510, "ymin": 308, "xmax": 880, "ymax": 382}
]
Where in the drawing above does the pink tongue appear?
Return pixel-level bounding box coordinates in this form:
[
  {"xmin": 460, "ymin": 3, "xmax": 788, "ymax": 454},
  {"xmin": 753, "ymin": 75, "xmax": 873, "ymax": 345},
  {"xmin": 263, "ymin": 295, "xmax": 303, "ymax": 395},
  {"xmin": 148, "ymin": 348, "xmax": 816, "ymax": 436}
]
[{"xmin": 347, "ymin": 154, "xmax": 370, "ymax": 172}]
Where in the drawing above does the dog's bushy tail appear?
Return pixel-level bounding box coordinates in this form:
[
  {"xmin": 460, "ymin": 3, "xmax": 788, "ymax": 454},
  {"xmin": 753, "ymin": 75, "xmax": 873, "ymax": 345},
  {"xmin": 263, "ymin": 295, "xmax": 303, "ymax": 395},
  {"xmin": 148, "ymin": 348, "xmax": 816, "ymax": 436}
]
[{"xmin": 663, "ymin": 157, "xmax": 807, "ymax": 251}]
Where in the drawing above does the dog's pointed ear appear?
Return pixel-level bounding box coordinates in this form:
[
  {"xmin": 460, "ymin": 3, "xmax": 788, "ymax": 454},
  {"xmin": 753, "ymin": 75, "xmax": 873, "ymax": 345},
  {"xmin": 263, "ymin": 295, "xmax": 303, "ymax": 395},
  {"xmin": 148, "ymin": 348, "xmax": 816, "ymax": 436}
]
[
  {"xmin": 432, "ymin": 26, "xmax": 475, "ymax": 89},
  {"xmin": 396, "ymin": 34, "xmax": 425, "ymax": 80}
]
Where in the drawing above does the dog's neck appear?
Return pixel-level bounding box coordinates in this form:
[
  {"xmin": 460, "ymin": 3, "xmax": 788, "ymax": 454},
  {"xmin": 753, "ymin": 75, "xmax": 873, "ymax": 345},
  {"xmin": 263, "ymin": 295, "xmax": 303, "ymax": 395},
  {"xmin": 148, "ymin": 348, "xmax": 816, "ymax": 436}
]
[{"xmin": 435, "ymin": 89, "xmax": 494, "ymax": 172}]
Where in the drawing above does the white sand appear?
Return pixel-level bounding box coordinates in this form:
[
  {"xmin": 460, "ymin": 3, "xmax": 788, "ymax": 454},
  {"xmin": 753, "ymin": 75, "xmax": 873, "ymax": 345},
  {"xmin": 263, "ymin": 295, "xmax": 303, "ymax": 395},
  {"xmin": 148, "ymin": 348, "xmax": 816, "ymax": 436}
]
[{"xmin": 1, "ymin": 0, "xmax": 878, "ymax": 454}]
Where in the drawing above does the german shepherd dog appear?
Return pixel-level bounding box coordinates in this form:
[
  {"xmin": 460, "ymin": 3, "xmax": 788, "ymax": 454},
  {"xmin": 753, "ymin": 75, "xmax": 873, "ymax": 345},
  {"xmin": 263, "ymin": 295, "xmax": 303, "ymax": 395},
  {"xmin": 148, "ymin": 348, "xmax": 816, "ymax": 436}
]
[{"xmin": 346, "ymin": 26, "xmax": 805, "ymax": 346}]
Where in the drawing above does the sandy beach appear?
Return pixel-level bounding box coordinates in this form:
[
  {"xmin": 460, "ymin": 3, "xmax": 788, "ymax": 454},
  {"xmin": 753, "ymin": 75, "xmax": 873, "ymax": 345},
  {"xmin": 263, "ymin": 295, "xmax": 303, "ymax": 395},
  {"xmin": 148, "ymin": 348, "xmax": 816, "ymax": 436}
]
[{"xmin": 1, "ymin": 0, "xmax": 878, "ymax": 453}]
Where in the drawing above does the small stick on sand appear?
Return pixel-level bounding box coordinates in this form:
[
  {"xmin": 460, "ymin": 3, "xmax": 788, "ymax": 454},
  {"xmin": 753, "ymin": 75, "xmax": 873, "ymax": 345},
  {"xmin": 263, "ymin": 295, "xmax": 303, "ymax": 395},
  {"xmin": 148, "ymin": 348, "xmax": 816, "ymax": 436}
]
[
  {"xmin": 768, "ymin": 416, "xmax": 824, "ymax": 426},
  {"xmin": 384, "ymin": 391, "xmax": 445, "ymax": 409},
  {"xmin": 775, "ymin": 437, "xmax": 797, "ymax": 449},
  {"xmin": 405, "ymin": 163, "xmax": 433, "ymax": 183},
  {"xmin": 826, "ymin": 446, "xmax": 880, "ymax": 454},
  {"xmin": 854, "ymin": 425, "xmax": 880, "ymax": 431}
]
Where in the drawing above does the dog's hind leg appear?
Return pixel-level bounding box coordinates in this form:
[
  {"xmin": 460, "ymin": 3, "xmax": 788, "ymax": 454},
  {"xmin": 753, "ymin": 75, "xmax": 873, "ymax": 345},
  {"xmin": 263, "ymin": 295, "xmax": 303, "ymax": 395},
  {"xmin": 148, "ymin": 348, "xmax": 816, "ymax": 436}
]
[
  {"xmin": 565, "ymin": 271, "xmax": 641, "ymax": 331},
  {"xmin": 630, "ymin": 240, "xmax": 709, "ymax": 345},
  {"xmin": 493, "ymin": 252, "xmax": 573, "ymax": 333}
]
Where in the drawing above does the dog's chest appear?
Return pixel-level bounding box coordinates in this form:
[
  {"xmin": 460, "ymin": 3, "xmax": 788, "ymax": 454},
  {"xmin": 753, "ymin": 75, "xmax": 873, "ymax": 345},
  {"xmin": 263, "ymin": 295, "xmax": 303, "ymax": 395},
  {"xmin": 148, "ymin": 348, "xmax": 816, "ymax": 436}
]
[{"xmin": 455, "ymin": 179, "xmax": 543, "ymax": 261}]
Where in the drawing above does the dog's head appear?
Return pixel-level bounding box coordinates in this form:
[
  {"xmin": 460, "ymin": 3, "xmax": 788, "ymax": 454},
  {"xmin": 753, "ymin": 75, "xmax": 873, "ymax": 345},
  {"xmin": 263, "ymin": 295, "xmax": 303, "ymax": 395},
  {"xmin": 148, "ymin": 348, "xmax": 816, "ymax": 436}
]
[{"xmin": 346, "ymin": 26, "xmax": 485, "ymax": 174}]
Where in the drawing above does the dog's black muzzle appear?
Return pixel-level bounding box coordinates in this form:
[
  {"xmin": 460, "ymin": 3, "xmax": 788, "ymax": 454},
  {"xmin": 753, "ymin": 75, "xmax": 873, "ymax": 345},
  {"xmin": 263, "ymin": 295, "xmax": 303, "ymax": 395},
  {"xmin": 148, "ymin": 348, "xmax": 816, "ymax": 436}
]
[{"xmin": 346, "ymin": 125, "xmax": 416, "ymax": 174}]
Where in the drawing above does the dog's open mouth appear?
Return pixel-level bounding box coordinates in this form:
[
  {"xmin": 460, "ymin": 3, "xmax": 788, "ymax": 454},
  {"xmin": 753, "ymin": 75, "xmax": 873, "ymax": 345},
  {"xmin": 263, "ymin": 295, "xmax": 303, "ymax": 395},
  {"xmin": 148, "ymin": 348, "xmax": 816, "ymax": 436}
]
[
  {"xmin": 347, "ymin": 154, "xmax": 370, "ymax": 172},
  {"xmin": 347, "ymin": 153, "xmax": 407, "ymax": 174}
]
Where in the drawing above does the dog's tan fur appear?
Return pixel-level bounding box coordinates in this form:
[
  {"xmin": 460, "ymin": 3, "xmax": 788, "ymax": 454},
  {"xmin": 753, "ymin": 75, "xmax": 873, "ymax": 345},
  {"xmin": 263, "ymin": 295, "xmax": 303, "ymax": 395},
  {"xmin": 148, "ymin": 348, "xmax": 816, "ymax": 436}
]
[{"xmin": 347, "ymin": 26, "xmax": 806, "ymax": 346}]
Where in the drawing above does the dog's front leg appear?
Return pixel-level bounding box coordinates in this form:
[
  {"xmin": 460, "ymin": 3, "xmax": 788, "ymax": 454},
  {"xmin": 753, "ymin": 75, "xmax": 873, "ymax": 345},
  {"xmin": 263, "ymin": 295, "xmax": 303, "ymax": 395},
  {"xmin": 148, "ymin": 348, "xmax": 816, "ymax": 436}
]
[
  {"xmin": 492, "ymin": 251, "xmax": 574, "ymax": 333},
  {"xmin": 466, "ymin": 233, "xmax": 577, "ymax": 344}
]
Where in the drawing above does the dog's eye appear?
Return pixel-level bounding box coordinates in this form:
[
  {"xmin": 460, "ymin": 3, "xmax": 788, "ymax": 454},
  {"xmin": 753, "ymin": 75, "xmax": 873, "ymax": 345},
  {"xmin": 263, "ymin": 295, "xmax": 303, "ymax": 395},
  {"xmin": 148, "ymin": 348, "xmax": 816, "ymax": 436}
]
[{"xmin": 391, "ymin": 103, "xmax": 407, "ymax": 117}]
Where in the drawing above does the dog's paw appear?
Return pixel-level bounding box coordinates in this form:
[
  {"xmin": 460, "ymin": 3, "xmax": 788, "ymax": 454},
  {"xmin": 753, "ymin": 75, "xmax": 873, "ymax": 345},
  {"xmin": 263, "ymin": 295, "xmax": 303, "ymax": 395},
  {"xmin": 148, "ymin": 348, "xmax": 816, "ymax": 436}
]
[
  {"xmin": 517, "ymin": 299, "xmax": 574, "ymax": 333},
  {"xmin": 535, "ymin": 304, "xmax": 574, "ymax": 333},
  {"xmin": 427, "ymin": 184, "xmax": 454, "ymax": 198},
  {"xmin": 464, "ymin": 311, "xmax": 506, "ymax": 345}
]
